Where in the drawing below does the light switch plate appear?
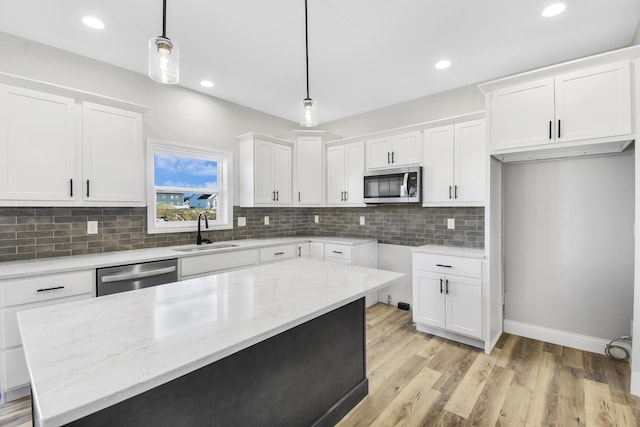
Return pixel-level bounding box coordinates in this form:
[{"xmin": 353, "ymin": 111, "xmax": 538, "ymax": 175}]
[
  {"xmin": 264, "ymin": 216, "xmax": 269, "ymax": 225},
  {"xmin": 87, "ymin": 221, "xmax": 98, "ymax": 234},
  {"xmin": 238, "ymin": 217, "xmax": 246, "ymax": 227},
  {"xmin": 359, "ymin": 216, "xmax": 365, "ymax": 225},
  {"xmin": 314, "ymin": 215, "xmax": 319, "ymax": 223},
  {"xmin": 447, "ymin": 218, "xmax": 455, "ymax": 229}
]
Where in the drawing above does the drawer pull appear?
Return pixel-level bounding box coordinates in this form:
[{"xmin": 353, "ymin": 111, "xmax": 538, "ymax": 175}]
[
  {"xmin": 274, "ymin": 252, "xmax": 285, "ymax": 256},
  {"xmin": 331, "ymin": 250, "xmax": 343, "ymax": 254},
  {"xmin": 36, "ymin": 286, "xmax": 65, "ymax": 293},
  {"xmin": 436, "ymin": 264, "xmax": 452, "ymax": 268}
]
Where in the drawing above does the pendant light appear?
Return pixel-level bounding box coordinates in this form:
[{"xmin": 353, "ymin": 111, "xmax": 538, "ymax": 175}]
[
  {"xmin": 300, "ymin": 0, "xmax": 317, "ymax": 127},
  {"xmin": 149, "ymin": 0, "xmax": 179, "ymax": 84}
]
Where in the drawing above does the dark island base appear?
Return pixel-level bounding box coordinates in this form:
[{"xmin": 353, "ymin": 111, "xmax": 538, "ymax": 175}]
[{"xmin": 66, "ymin": 298, "xmax": 367, "ymax": 427}]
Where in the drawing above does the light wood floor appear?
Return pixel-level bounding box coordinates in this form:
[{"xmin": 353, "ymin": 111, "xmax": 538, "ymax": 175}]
[{"xmin": 1, "ymin": 304, "xmax": 639, "ymax": 426}]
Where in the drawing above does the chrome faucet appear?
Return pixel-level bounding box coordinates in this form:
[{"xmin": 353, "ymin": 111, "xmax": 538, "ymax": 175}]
[{"xmin": 196, "ymin": 212, "xmax": 210, "ymax": 245}]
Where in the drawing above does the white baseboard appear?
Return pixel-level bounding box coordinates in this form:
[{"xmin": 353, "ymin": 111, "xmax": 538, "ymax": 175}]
[{"xmin": 503, "ymin": 320, "xmax": 612, "ymax": 355}]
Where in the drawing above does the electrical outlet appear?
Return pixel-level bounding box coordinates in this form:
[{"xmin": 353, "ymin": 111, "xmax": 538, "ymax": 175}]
[
  {"xmin": 447, "ymin": 218, "xmax": 455, "ymax": 229},
  {"xmin": 237, "ymin": 217, "xmax": 246, "ymax": 227},
  {"xmin": 314, "ymin": 215, "xmax": 319, "ymax": 223},
  {"xmin": 87, "ymin": 221, "xmax": 98, "ymax": 235},
  {"xmin": 264, "ymin": 216, "xmax": 269, "ymax": 225},
  {"xmin": 359, "ymin": 216, "xmax": 365, "ymax": 225}
]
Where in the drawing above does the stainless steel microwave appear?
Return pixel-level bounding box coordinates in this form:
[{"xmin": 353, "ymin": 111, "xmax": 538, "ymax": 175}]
[{"xmin": 363, "ymin": 167, "xmax": 421, "ymax": 204}]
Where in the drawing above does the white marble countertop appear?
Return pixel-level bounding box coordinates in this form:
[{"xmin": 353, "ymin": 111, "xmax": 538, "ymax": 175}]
[
  {"xmin": 0, "ymin": 236, "xmax": 378, "ymax": 280},
  {"xmin": 18, "ymin": 259, "xmax": 403, "ymax": 427},
  {"xmin": 412, "ymin": 244, "xmax": 485, "ymax": 259}
]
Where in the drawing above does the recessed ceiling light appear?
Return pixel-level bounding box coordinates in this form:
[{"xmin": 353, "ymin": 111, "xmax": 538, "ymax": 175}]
[
  {"xmin": 435, "ymin": 60, "xmax": 451, "ymax": 70},
  {"xmin": 200, "ymin": 80, "xmax": 215, "ymax": 88},
  {"xmin": 542, "ymin": 3, "xmax": 566, "ymax": 17},
  {"xmin": 82, "ymin": 16, "xmax": 105, "ymax": 30}
]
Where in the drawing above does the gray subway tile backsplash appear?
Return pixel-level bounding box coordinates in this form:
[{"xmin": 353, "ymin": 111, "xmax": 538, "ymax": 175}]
[{"xmin": 0, "ymin": 205, "xmax": 483, "ymax": 262}]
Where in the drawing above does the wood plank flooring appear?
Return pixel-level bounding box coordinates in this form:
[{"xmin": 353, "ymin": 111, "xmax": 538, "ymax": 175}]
[{"xmin": 1, "ymin": 303, "xmax": 639, "ymax": 426}]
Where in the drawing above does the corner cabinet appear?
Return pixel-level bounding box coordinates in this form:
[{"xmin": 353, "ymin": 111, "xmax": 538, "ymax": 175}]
[
  {"xmin": 365, "ymin": 130, "xmax": 421, "ymax": 170},
  {"xmin": 412, "ymin": 246, "xmax": 487, "ymax": 351},
  {"xmin": 423, "ymin": 119, "xmax": 485, "ymax": 206},
  {"xmin": 326, "ymin": 141, "xmax": 365, "ymax": 206},
  {"xmin": 488, "ymin": 60, "xmax": 632, "ymax": 154},
  {"xmin": 238, "ymin": 133, "xmax": 293, "ymax": 207},
  {"xmin": 0, "ymin": 82, "xmax": 146, "ymax": 207}
]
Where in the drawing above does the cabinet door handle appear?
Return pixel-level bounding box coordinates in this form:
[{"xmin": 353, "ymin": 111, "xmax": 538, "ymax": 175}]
[
  {"xmin": 449, "ymin": 186, "xmax": 452, "ymax": 199},
  {"xmin": 86, "ymin": 180, "xmax": 90, "ymax": 198},
  {"xmin": 439, "ymin": 278, "xmax": 443, "ymax": 294},
  {"xmin": 387, "ymin": 152, "xmax": 391, "ymax": 164},
  {"xmin": 558, "ymin": 119, "xmax": 561, "ymax": 139},
  {"xmin": 344, "ymin": 191, "xmax": 348, "ymax": 201},
  {"xmin": 454, "ymin": 185, "xmax": 458, "ymax": 199},
  {"xmin": 331, "ymin": 250, "xmax": 343, "ymax": 254},
  {"xmin": 548, "ymin": 120, "xmax": 552, "ymax": 140},
  {"xmin": 298, "ymin": 246, "xmax": 301, "ymax": 257},
  {"xmin": 298, "ymin": 192, "xmax": 301, "ymax": 202},
  {"xmin": 391, "ymin": 151, "xmax": 395, "ymax": 163},
  {"xmin": 276, "ymin": 190, "xmax": 279, "ymax": 201},
  {"xmin": 445, "ymin": 279, "xmax": 449, "ymax": 294},
  {"xmin": 272, "ymin": 190, "xmax": 276, "ymax": 201},
  {"xmin": 274, "ymin": 252, "xmax": 285, "ymax": 256},
  {"xmin": 37, "ymin": 286, "xmax": 65, "ymax": 293},
  {"xmin": 69, "ymin": 179, "xmax": 73, "ymax": 197},
  {"xmin": 436, "ymin": 264, "xmax": 452, "ymax": 268}
]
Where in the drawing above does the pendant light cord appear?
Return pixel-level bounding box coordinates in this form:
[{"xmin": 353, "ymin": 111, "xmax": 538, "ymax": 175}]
[
  {"xmin": 162, "ymin": 0, "xmax": 167, "ymax": 38},
  {"xmin": 304, "ymin": 0, "xmax": 310, "ymax": 100}
]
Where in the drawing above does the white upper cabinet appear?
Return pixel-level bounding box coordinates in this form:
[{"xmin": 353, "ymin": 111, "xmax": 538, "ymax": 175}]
[
  {"xmin": 294, "ymin": 134, "xmax": 324, "ymax": 205},
  {"xmin": 82, "ymin": 102, "xmax": 144, "ymax": 204},
  {"xmin": 0, "ymin": 83, "xmax": 146, "ymax": 206},
  {"xmin": 366, "ymin": 130, "xmax": 421, "ymax": 169},
  {"xmin": 238, "ymin": 133, "xmax": 293, "ymax": 207},
  {"xmin": 489, "ymin": 60, "xmax": 631, "ymax": 153},
  {"xmin": 0, "ymin": 85, "xmax": 76, "ymax": 203},
  {"xmin": 326, "ymin": 141, "xmax": 365, "ymax": 206},
  {"xmin": 423, "ymin": 119, "xmax": 485, "ymax": 206}
]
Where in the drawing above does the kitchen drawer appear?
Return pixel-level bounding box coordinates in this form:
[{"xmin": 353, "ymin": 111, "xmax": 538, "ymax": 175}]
[
  {"xmin": 324, "ymin": 244, "xmax": 352, "ymax": 261},
  {"xmin": 3, "ymin": 347, "xmax": 29, "ymax": 390},
  {"xmin": 180, "ymin": 249, "xmax": 259, "ymax": 278},
  {"xmin": 259, "ymin": 245, "xmax": 296, "ymax": 263},
  {"xmin": 2, "ymin": 294, "xmax": 91, "ymax": 349},
  {"xmin": 1, "ymin": 270, "xmax": 94, "ymax": 307},
  {"xmin": 413, "ymin": 253, "xmax": 482, "ymax": 278}
]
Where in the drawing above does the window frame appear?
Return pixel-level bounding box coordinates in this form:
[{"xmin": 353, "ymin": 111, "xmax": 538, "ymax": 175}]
[{"xmin": 146, "ymin": 139, "xmax": 233, "ymax": 234}]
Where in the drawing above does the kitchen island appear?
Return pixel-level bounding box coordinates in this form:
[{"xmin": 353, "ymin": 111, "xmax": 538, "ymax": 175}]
[{"xmin": 18, "ymin": 259, "xmax": 403, "ymax": 427}]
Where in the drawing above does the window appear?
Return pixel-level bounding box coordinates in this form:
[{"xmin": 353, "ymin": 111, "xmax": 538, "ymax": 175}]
[{"xmin": 147, "ymin": 139, "xmax": 233, "ymax": 234}]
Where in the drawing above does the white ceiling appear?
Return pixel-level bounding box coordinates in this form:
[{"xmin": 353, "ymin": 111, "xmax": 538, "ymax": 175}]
[{"xmin": 0, "ymin": 0, "xmax": 639, "ymax": 124}]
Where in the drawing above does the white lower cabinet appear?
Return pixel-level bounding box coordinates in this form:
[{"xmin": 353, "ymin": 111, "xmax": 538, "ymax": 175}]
[
  {"xmin": 296, "ymin": 243, "xmax": 310, "ymax": 258},
  {"xmin": 323, "ymin": 241, "xmax": 378, "ymax": 307},
  {"xmin": 179, "ymin": 249, "xmax": 259, "ymax": 279},
  {"xmin": 259, "ymin": 244, "xmax": 296, "ymax": 263},
  {"xmin": 0, "ymin": 270, "xmax": 94, "ymax": 401},
  {"xmin": 309, "ymin": 242, "xmax": 325, "ymax": 260},
  {"xmin": 412, "ymin": 250, "xmax": 484, "ymax": 347}
]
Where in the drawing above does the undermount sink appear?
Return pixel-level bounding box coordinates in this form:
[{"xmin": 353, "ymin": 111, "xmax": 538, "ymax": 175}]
[{"xmin": 173, "ymin": 244, "xmax": 239, "ymax": 253}]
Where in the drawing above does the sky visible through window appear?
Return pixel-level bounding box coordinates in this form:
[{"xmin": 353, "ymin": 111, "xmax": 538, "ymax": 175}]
[{"xmin": 154, "ymin": 154, "xmax": 218, "ymax": 189}]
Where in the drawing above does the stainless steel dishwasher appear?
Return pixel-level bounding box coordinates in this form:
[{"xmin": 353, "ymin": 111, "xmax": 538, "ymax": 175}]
[{"xmin": 96, "ymin": 259, "xmax": 179, "ymax": 296}]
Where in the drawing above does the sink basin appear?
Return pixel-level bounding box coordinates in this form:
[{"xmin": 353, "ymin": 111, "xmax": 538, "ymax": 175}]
[{"xmin": 173, "ymin": 244, "xmax": 239, "ymax": 253}]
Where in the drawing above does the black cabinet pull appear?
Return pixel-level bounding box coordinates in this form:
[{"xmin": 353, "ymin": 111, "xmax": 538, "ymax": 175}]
[
  {"xmin": 69, "ymin": 179, "xmax": 73, "ymax": 197},
  {"xmin": 274, "ymin": 252, "xmax": 285, "ymax": 256},
  {"xmin": 558, "ymin": 119, "xmax": 561, "ymax": 138},
  {"xmin": 341, "ymin": 191, "xmax": 345, "ymax": 201},
  {"xmin": 298, "ymin": 192, "xmax": 301, "ymax": 202},
  {"xmin": 37, "ymin": 286, "xmax": 65, "ymax": 293},
  {"xmin": 448, "ymin": 186, "xmax": 452, "ymax": 199},
  {"xmin": 298, "ymin": 246, "xmax": 301, "ymax": 257},
  {"xmin": 439, "ymin": 278, "xmax": 443, "ymax": 294},
  {"xmin": 86, "ymin": 180, "xmax": 90, "ymax": 197},
  {"xmin": 344, "ymin": 191, "xmax": 348, "ymax": 201},
  {"xmin": 331, "ymin": 250, "xmax": 343, "ymax": 254},
  {"xmin": 387, "ymin": 152, "xmax": 391, "ymax": 164},
  {"xmin": 548, "ymin": 121, "xmax": 552, "ymax": 140},
  {"xmin": 272, "ymin": 190, "xmax": 275, "ymax": 202},
  {"xmin": 454, "ymin": 185, "xmax": 458, "ymax": 199},
  {"xmin": 276, "ymin": 190, "xmax": 279, "ymax": 201},
  {"xmin": 436, "ymin": 264, "xmax": 452, "ymax": 268},
  {"xmin": 445, "ymin": 279, "xmax": 449, "ymax": 294},
  {"xmin": 391, "ymin": 151, "xmax": 395, "ymax": 163}
]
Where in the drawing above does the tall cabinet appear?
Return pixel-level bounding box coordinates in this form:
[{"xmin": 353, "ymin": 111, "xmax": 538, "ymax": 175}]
[{"xmin": 293, "ymin": 130, "xmax": 325, "ymax": 206}]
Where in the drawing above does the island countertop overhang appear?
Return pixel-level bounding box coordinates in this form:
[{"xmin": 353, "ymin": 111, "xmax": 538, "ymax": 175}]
[{"xmin": 18, "ymin": 258, "xmax": 404, "ymax": 427}]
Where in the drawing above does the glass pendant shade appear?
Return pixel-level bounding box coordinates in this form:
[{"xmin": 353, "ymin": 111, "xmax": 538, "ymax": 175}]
[
  {"xmin": 300, "ymin": 98, "xmax": 317, "ymax": 127},
  {"xmin": 149, "ymin": 36, "xmax": 179, "ymax": 84}
]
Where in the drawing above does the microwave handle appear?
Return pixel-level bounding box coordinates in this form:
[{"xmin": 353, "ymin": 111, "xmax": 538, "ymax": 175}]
[{"xmin": 402, "ymin": 173, "xmax": 409, "ymax": 197}]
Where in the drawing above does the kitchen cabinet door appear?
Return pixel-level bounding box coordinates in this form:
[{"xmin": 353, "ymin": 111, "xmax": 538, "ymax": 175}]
[
  {"xmin": 82, "ymin": 102, "xmax": 144, "ymax": 205},
  {"xmin": 445, "ymin": 275, "xmax": 482, "ymax": 339},
  {"xmin": 344, "ymin": 141, "xmax": 364, "ymax": 204},
  {"xmin": 454, "ymin": 120, "xmax": 485, "ymax": 203},
  {"xmin": 310, "ymin": 242, "xmax": 325, "ymax": 260},
  {"xmin": 296, "ymin": 242, "xmax": 310, "ymax": 258},
  {"xmin": 389, "ymin": 131, "xmax": 421, "ymax": 167},
  {"xmin": 0, "ymin": 85, "xmax": 76, "ymax": 203},
  {"xmin": 365, "ymin": 136, "xmax": 392, "ymax": 169},
  {"xmin": 326, "ymin": 145, "xmax": 346, "ymax": 204},
  {"xmin": 554, "ymin": 61, "xmax": 631, "ymax": 143},
  {"xmin": 423, "ymin": 125, "xmax": 454, "ymax": 203},
  {"xmin": 295, "ymin": 136, "xmax": 323, "ymax": 205},
  {"xmin": 254, "ymin": 140, "xmax": 276, "ymax": 204},
  {"xmin": 489, "ymin": 77, "xmax": 554, "ymax": 151},
  {"xmin": 273, "ymin": 143, "xmax": 292, "ymax": 204},
  {"xmin": 413, "ymin": 271, "xmax": 446, "ymax": 330}
]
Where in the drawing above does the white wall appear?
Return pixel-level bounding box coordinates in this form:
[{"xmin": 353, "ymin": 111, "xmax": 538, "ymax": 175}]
[
  {"xmin": 376, "ymin": 244, "xmax": 413, "ymax": 307},
  {"xmin": 503, "ymin": 153, "xmax": 634, "ymax": 342},
  {"xmin": 0, "ymin": 32, "xmax": 297, "ymax": 203}
]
